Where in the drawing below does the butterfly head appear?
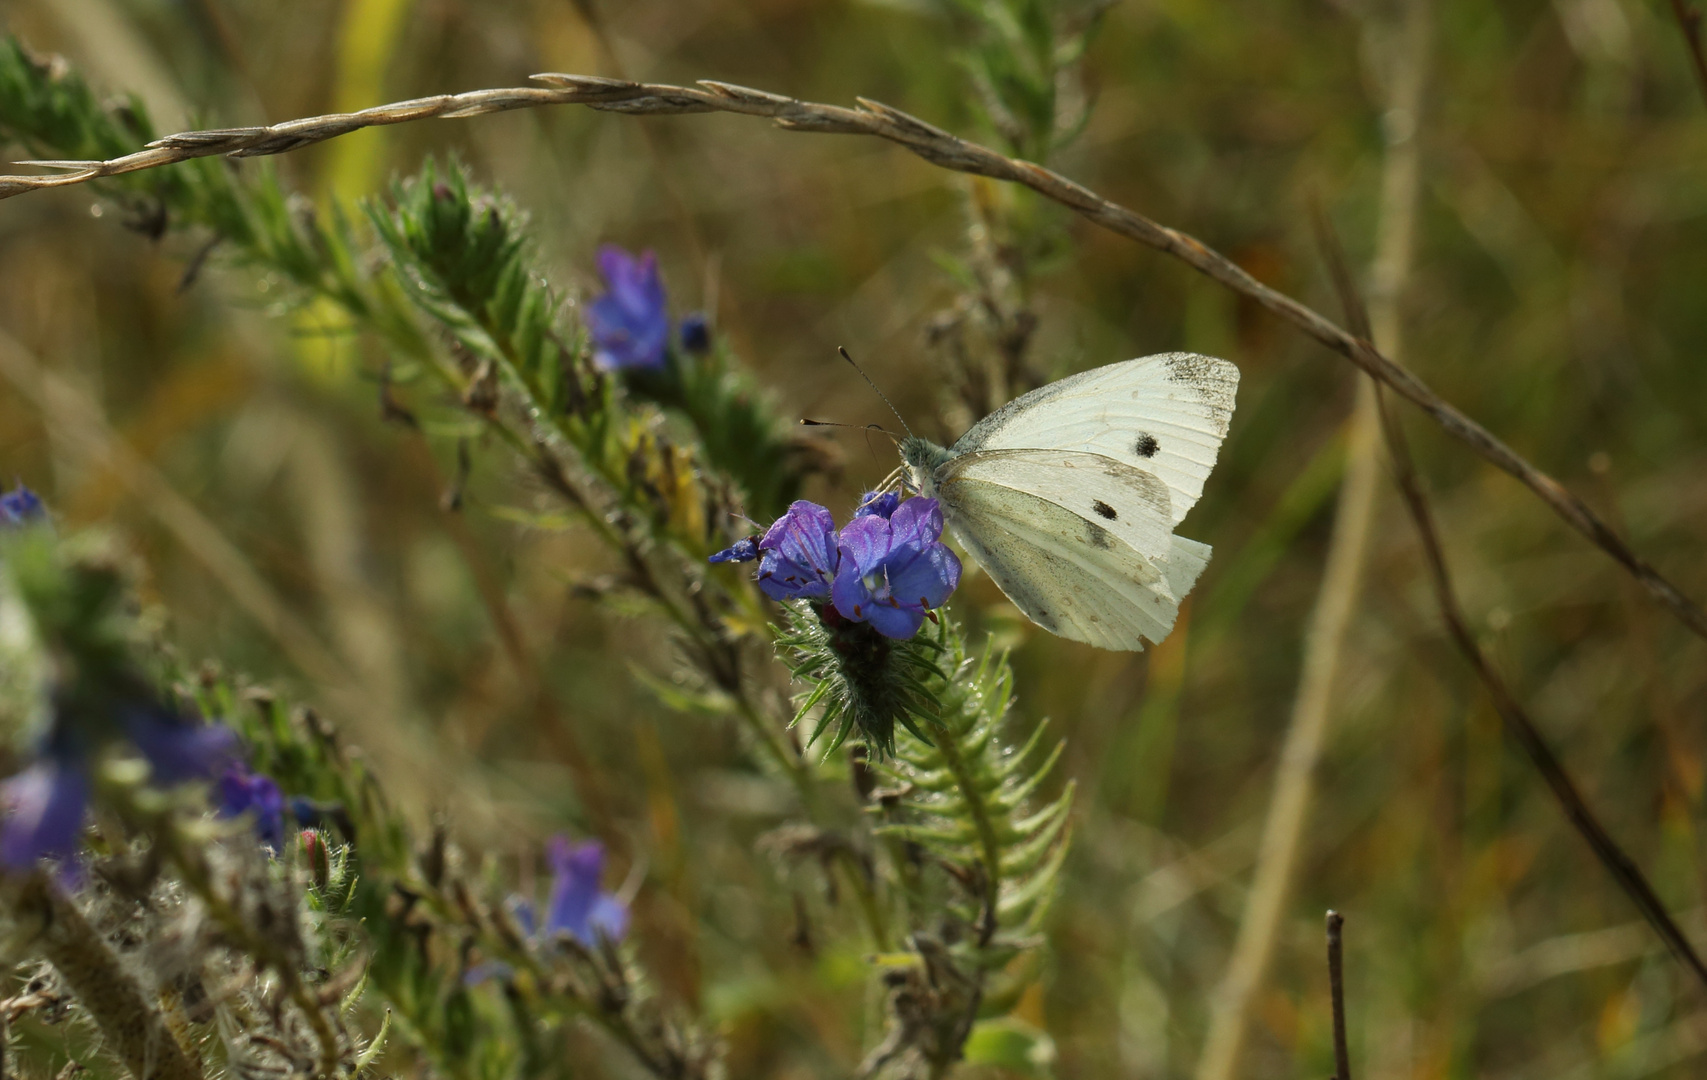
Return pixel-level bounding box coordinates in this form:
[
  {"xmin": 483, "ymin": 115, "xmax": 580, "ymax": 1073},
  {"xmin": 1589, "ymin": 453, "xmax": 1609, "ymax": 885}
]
[{"xmin": 898, "ymin": 436, "xmax": 952, "ymax": 496}]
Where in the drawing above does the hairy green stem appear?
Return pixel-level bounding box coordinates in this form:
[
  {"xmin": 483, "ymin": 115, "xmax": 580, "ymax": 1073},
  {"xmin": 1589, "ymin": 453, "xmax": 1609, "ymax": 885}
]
[
  {"xmin": 927, "ymin": 717, "xmax": 1004, "ymax": 943},
  {"xmin": 7, "ymin": 874, "xmax": 202, "ymax": 1080},
  {"xmin": 155, "ymin": 828, "xmax": 343, "ymax": 1078}
]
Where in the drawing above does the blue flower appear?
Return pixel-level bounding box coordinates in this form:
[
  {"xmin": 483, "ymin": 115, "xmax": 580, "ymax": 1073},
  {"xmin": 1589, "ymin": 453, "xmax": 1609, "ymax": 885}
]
[
  {"xmin": 287, "ymin": 796, "xmax": 340, "ymax": 833},
  {"xmin": 708, "ymin": 536, "xmax": 760, "ymax": 564},
  {"xmin": 588, "ymin": 245, "xmax": 669, "ymax": 372},
  {"xmin": 853, "ymin": 491, "xmax": 900, "ymax": 520},
  {"xmin": 122, "ymin": 704, "xmax": 241, "ymax": 784},
  {"xmin": 755, "ymin": 502, "xmax": 840, "ymax": 601},
  {"xmin": 679, "ymin": 312, "xmax": 711, "ymax": 354},
  {"xmin": 831, "ymin": 497, "xmax": 961, "ymax": 640},
  {"xmin": 0, "ymin": 734, "xmax": 89, "ymax": 869},
  {"xmin": 218, "ymin": 764, "xmax": 286, "ymax": 849},
  {"xmin": 0, "ymin": 484, "xmax": 45, "ymax": 527},
  {"xmin": 544, "ymin": 836, "xmax": 628, "ymax": 945},
  {"xmin": 0, "ymin": 704, "xmax": 240, "ymax": 872},
  {"xmin": 466, "ymin": 834, "xmax": 627, "ymax": 984}
]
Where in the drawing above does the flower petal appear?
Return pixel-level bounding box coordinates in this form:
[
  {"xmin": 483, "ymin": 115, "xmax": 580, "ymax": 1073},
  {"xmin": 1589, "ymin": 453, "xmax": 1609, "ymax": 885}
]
[
  {"xmin": 219, "ymin": 765, "xmax": 286, "ymax": 849},
  {"xmin": 757, "ymin": 502, "xmax": 839, "ymax": 600},
  {"xmin": 887, "ymin": 543, "xmax": 962, "ymax": 612},
  {"xmin": 887, "ymin": 497, "xmax": 943, "ymax": 548},
  {"xmin": 830, "ymin": 559, "xmax": 872, "ymax": 621},
  {"xmin": 835, "ymin": 514, "xmax": 893, "ymax": 578},
  {"xmin": 124, "ymin": 708, "xmax": 241, "ymax": 784},
  {"xmin": 546, "ymin": 836, "xmax": 607, "ymax": 942},
  {"xmin": 588, "ymin": 894, "xmax": 629, "ymax": 942},
  {"xmin": 863, "ymin": 600, "xmax": 926, "ymax": 640},
  {"xmin": 708, "ymin": 537, "xmax": 760, "ymax": 564},
  {"xmin": 589, "ymin": 246, "xmax": 669, "ymax": 370},
  {"xmin": 0, "ymin": 760, "xmax": 88, "ymax": 868}
]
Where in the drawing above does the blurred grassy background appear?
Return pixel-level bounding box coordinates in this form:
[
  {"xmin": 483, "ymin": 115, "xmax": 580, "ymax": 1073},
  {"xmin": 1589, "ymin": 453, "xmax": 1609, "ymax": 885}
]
[{"xmin": 3, "ymin": 0, "xmax": 1707, "ymax": 1076}]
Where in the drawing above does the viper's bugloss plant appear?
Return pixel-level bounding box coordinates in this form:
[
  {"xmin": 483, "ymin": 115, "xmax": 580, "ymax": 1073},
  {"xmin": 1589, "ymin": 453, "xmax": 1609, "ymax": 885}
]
[{"xmin": 0, "ymin": 33, "xmax": 1077, "ymax": 1080}]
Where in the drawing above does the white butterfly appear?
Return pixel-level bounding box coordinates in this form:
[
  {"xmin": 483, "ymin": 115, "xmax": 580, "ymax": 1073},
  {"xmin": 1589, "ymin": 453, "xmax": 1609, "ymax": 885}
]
[{"xmin": 899, "ymin": 352, "xmax": 1239, "ymax": 652}]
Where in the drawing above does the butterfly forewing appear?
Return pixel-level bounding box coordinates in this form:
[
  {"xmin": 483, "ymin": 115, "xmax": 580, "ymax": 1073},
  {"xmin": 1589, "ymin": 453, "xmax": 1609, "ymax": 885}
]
[{"xmin": 949, "ymin": 353, "xmax": 1238, "ymax": 528}]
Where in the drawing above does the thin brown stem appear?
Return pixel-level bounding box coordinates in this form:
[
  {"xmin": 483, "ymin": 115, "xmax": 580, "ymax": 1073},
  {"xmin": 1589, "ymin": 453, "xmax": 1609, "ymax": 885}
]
[
  {"xmin": 1327, "ymin": 911, "xmax": 1351, "ymax": 1080},
  {"xmin": 3, "ymin": 74, "xmax": 1702, "ymax": 647}
]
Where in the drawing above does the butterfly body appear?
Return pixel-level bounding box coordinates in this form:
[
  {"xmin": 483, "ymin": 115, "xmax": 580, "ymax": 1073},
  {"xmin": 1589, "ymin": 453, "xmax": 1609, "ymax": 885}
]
[{"xmin": 900, "ymin": 352, "xmax": 1239, "ymax": 652}]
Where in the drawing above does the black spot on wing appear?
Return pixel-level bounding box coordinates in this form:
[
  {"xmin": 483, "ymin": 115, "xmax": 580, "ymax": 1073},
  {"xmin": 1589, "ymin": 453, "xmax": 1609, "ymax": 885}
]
[
  {"xmin": 1086, "ymin": 522, "xmax": 1115, "ymax": 550},
  {"xmin": 1134, "ymin": 433, "xmax": 1159, "ymax": 458},
  {"xmin": 1092, "ymin": 499, "xmax": 1118, "ymax": 520}
]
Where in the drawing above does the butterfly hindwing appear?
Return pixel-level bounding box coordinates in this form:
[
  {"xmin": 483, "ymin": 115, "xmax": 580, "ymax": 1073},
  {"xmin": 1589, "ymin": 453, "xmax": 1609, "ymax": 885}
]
[
  {"xmin": 949, "ymin": 353, "xmax": 1238, "ymax": 528},
  {"xmin": 935, "ymin": 456, "xmax": 1196, "ymax": 651},
  {"xmin": 937, "ymin": 448, "xmax": 1176, "ymax": 561}
]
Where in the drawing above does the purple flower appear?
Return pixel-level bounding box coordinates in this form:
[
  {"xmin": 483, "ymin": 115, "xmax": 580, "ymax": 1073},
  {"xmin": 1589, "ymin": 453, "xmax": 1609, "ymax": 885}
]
[
  {"xmin": 469, "ymin": 835, "xmax": 627, "ymax": 983},
  {"xmin": 832, "ymin": 498, "xmax": 961, "ymax": 639},
  {"xmin": 588, "ymin": 246, "xmax": 669, "ymax": 371},
  {"xmin": 708, "ymin": 536, "xmax": 760, "ymax": 564},
  {"xmin": 679, "ymin": 312, "xmax": 711, "ymax": 354},
  {"xmin": 121, "ymin": 705, "xmax": 241, "ymax": 784},
  {"xmin": 218, "ymin": 764, "xmax": 286, "ymax": 849},
  {"xmin": 0, "ymin": 484, "xmax": 45, "ymax": 527},
  {"xmin": 544, "ymin": 836, "xmax": 628, "ymax": 945},
  {"xmin": 0, "ymin": 704, "xmax": 240, "ymax": 871},
  {"xmin": 0, "ymin": 753, "xmax": 89, "ymax": 869},
  {"xmin": 288, "ymin": 796, "xmax": 339, "ymax": 833},
  {"xmin": 756, "ymin": 502, "xmax": 840, "ymax": 601},
  {"xmin": 853, "ymin": 491, "xmax": 900, "ymax": 520}
]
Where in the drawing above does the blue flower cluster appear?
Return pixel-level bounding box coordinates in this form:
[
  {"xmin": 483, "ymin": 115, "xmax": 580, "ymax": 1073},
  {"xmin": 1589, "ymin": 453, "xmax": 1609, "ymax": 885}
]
[
  {"xmin": 1, "ymin": 703, "xmax": 241, "ymax": 869},
  {"xmin": 712, "ymin": 493, "xmax": 961, "ymax": 640},
  {"xmin": 586, "ymin": 245, "xmax": 711, "ymax": 370}
]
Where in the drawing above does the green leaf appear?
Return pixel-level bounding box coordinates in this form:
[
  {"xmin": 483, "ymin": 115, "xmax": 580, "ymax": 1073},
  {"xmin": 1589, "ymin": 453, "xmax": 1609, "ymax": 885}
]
[{"xmin": 962, "ymin": 1017, "xmax": 1057, "ymax": 1078}]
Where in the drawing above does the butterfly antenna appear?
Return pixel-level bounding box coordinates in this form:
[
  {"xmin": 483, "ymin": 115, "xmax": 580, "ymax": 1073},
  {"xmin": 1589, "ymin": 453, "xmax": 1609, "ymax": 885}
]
[
  {"xmin": 838, "ymin": 346, "xmax": 913, "ymax": 438},
  {"xmin": 799, "ymin": 418, "xmax": 901, "ymax": 445}
]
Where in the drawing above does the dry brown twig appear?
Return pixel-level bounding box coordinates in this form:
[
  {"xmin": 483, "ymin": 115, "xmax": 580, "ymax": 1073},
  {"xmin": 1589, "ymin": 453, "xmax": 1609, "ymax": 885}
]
[{"xmin": 2, "ymin": 72, "xmax": 1701, "ymax": 646}]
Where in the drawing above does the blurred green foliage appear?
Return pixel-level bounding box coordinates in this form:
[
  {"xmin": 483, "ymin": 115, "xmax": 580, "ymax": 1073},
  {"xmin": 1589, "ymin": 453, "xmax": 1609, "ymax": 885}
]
[{"xmin": 2, "ymin": 0, "xmax": 1707, "ymax": 1077}]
